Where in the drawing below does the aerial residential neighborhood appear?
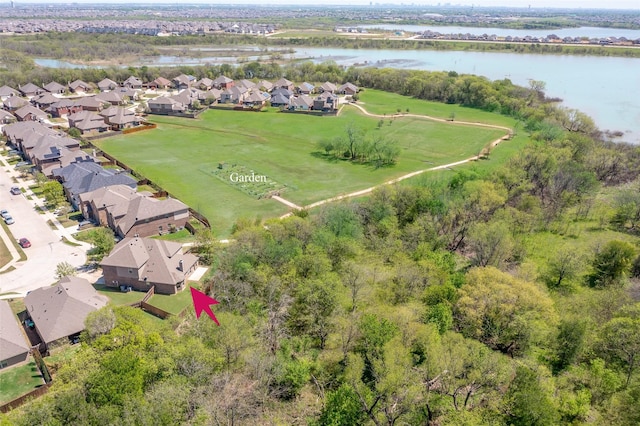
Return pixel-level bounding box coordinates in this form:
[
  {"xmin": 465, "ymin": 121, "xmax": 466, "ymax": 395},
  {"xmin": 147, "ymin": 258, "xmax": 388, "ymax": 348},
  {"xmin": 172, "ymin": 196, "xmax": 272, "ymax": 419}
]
[
  {"xmin": 1, "ymin": 2, "xmax": 640, "ymax": 424},
  {"xmin": 0, "ymin": 71, "xmax": 360, "ymax": 411}
]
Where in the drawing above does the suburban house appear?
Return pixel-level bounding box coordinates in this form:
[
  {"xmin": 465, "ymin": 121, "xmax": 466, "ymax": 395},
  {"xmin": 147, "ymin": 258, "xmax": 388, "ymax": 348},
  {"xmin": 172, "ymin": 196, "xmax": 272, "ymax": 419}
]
[
  {"xmin": 270, "ymin": 93, "xmax": 289, "ymax": 107},
  {"xmin": 0, "ymin": 110, "xmax": 16, "ymax": 124},
  {"xmin": 100, "ymin": 106, "xmax": 140, "ymax": 130},
  {"xmin": 24, "ymin": 276, "xmax": 108, "ymax": 350},
  {"xmin": 68, "ymin": 79, "xmax": 92, "ymax": 94},
  {"xmin": 338, "ymin": 82, "xmax": 359, "ymax": 96},
  {"xmin": 242, "ymin": 91, "xmax": 266, "ymax": 108},
  {"xmin": 271, "ymin": 88, "xmax": 293, "ymax": 100},
  {"xmin": 236, "ymin": 79, "xmax": 257, "ymax": 91},
  {"xmin": 43, "ymin": 81, "xmax": 66, "ymax": 94},
  {"xmin": 77, "ymin": 184, "xmax": 142, "ymax": 226},
  {"xmin": 112, "ymin": 195, "xmax": 190, "ymax": 238},
  {"xmin": 195, "ymin": 77, "xmax": 214, "ymax": 91},
  {"xmin": 318, "ymin": 82, "xmax": 338, "ymax": 93},
  {"xmin": 201, "ymin": 88, "xmax": 222, "ymax": 104},
  {"xmin": 29, "ymin": 145, "xmax": 95, "ymax": 178},
  {"xmin": 147, "ymin": 96, "xmax": 185, "ymax": 114},
  {"xmin": 14, "ymin": 105, "xmax": 48, "ymax": 122},
  {"xmin": 95, "ymin": 91, "xmax": 124, "ymax": 106},
  {"xmin": 115, "ymin": 87, "xmax": 140, "ymax": 101},
  {"xmin": 31, "ymin": 92, "xmax": 60, "ymax": 109},
  {"xmin": 288, "ymin": 95, "xmax": 314, "ymax": 111},
  {"xmin": 48, "ymin": 99, "xmax": 82, "ymax": 118},
  {"xmin": 18, "ymin": 83, "xmax": 45, "ymax": 98},
  {"xmin": 172, "ymin": 74, "xmax": 194, "ymax": 90},
  {"xmin": 3, "ymin": 96, "xmax": 28, "ymax": 112},
  {"xmin": 67, "ymin": 110, "xmax": 108, "ymax": 135},
  {"xmin": 171, "ymin": 89, "xmax": 202, "ymax": 108},
  {"xmin": 313, "ymin": 91, "xmax": 339, "ymax": 112},
  {"xmin": 0, "ymin": 85, "xmax": 20, "ymax": 100},
  {"xmin": 213, "ymin": 75, "xmax": 234, "ymax": 90},
  {"xmin": 258, "ymin": 80, "xmax": 274, "ymax": 92},
  {"xmin": 101, "ymin": 237, "xmax": 199, "ymax": 295},
  {"xmin": 149, "ymin": 76, "xmax": 172, "ymax": 90},
  {"xmin": 0, "ymin": 300, "xmax": 30, "ymax": 369},
  {"xmin": 4, "ymin": 121, "xmax": 57, "ymax": 152},
  {"xmin": 53, "ymin": 162, "xmax": 137, "ymax": 209},
  {"xmin": 123, "ymin": 76, "xmax": 143, "ymax": 90},
  {"xmin": 74, "ymin": 96, "xmax": 105, "ymax": 112},
  {"xmin": 274, "ymin": 77, "xmax": 294, "ymax": 92},
  {"xmin": 97, "ymin": 78, "xmax": 118, "ymax": 92},
  {"xmin": 296, "ymin": 82, "xmax": 315, "ymax": 95},
  {"xmin": 220, "ymin": 86, "xmax": 247, "ymax": 104}
]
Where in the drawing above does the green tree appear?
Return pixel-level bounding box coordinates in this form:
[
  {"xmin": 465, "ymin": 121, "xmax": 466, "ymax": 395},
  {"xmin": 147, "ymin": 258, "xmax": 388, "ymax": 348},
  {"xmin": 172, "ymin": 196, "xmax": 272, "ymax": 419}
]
[
  {"xmin": 87, "ymin": 227, "xmax": 115, "ymax": 262},
  {"xmin": 55, "ymin": 261, "xmax": 77, "ymax": 279},
  {"xmin": 455, "ymin": 267, "xmax": 557, "ymax": 356},
  {"xmin": 68, "ymin": 127, "xmax": 82, "ymax": 138},
  {"xmin": 504, "ymin": 366, "xmax": 559, "ymax": 426},
  {"xmin": 84, "ymin": 307, "xmax": 117, "ymax": 340},
  {"xmin": 598, "ymin": 315, "xmax": 640, "ymax": 386},
  {"xmin": 288, "ymin": 278, "xmax": 337, "ymax": 349},
  {"xmin": 551, "ymin": 317, "xmax": 587, "ymax": 374},
  {"xmin": 587, "ymin": 240, "xmax": 636, "ymax": 288},
  {"xmin": 543, "ymin": 245, "xmax": 585, "ymax": 291},
  {"xmin": 316, "ymin": 384, "xmax": 365, "ymax": 426},
  {"xmin": 466, "ymin": 220, "xmax": 514, "ymax": 268},
  {"xmin": 42, "ymin": 180, "xmax": 65, "ymax": 207}
]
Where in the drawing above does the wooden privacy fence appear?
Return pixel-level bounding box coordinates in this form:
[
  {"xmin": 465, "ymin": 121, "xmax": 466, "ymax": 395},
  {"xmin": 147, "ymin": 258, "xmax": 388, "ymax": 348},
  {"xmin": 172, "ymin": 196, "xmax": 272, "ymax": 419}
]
[{"xmin": 0, "ymin": 383, "xmax": 50, "ymax": 413}]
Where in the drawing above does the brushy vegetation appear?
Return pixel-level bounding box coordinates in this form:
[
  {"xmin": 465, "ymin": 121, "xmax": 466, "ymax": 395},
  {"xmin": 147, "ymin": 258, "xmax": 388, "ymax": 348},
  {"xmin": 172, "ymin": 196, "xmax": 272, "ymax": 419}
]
[{"xmin": 2, "ymin": 59, "xmax": 640, "ymax": 426}]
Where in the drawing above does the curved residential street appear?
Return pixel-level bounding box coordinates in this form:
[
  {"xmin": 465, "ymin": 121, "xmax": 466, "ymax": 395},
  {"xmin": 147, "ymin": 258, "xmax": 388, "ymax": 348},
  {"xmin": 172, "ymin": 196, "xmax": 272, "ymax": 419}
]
[{"xmin": 0, "ymin": 155, "xmax": 90, "ymax": 297}]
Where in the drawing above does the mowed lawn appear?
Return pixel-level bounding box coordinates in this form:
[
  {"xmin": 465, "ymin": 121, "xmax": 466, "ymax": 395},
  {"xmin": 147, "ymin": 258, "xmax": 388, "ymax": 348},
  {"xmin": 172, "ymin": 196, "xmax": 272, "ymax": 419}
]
[
  {"xmin": 96, "ymin": 96, "xmax": 506, "ymax": 235},
  {"xmin": 0, "ymin": 361, "xmax": 44, "ymax": 404}
]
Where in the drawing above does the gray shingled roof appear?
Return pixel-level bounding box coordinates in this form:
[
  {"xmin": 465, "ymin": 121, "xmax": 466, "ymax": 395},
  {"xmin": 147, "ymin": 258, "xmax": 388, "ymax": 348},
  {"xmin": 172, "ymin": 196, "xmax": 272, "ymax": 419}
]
[
  {"xmin": 43, "ymin": 81, "xmax": 66, "ymax": 93},
  {"xmin": 25, "ymin": 276, "xmax": 108, "ymax": 344},
  {"xmin": 101, "ymin": 237, "xmax": 198, "ymax": 286},
  {"xmin": 0, "ymin": 300, "xmax": 30, "ymax": 361},
  {"xmin": 55, "ymin": 163, "xmax": 136, "ymax": 201},
  {"xmin": 116, "ymin": 196, "xmax": 188, "ymax": 237}
]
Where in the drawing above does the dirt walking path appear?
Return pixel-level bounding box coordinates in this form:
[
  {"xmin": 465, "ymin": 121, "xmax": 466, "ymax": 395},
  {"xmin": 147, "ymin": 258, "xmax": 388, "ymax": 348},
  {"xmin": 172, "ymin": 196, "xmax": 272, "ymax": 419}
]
[{"xmin": 272, "ymin": 103, "xmax": 512, "ymax": 217}]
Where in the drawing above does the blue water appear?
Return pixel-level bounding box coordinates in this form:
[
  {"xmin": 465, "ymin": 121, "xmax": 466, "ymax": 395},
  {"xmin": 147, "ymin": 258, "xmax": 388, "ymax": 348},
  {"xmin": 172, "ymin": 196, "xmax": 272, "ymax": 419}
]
[
  {"xmin": 35, "ymin": 44, "xmax": 640, "ymax": 144},
  {"xmin": 359, "ymin": 25, "xmax": 640, "ymax": 40}
]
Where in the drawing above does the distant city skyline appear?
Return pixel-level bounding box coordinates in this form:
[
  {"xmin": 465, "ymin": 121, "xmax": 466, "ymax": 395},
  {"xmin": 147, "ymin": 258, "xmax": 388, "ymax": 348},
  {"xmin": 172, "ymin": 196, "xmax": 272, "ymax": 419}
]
[{"xmin": 6, "ymin": 0, "xmax": 640, "ymax": 9}]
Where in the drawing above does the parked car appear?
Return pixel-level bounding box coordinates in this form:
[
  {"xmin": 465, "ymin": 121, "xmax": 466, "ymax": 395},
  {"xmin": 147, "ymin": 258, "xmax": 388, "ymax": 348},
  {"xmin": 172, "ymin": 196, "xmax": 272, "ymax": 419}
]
[
  {"xmin": 18, "ymin": 238, "xmax": 31, "ymax": 248},
  {"xmin": 0, "ymin": 210, "xmax": 8, "ymax": 219},
  {"xmin": 4, "ymin": 215, "xmax": 14, "ymax": 225},
  {"xmin": 10, "ymin": 187, "xmax": 21, "ymax": 195}
]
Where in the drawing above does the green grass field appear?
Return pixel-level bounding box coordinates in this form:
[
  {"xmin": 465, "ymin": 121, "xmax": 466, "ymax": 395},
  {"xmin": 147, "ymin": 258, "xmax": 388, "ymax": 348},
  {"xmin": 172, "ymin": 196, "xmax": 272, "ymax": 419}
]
[
  {"xmin": 0, "ymin": 361, "xmax": 44, "ymax": 404},
  {"xmin": 96, "ymin": 90, "xmax": 509, "ymax": 235},
  {"xmin": 93, "ymin": 284, "xmax": 145, "ymax": 306},
  {"xmin": 148, "ymin": 283, "xmax": 198, "ymax": 316}
]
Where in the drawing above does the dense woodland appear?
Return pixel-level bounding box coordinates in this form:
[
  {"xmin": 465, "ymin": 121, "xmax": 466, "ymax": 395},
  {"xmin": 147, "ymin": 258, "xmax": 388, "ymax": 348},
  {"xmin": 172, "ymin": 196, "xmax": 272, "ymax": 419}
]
[{"xmin": 2, "ymin": 60, "xmax": 640, "ymax": 425}]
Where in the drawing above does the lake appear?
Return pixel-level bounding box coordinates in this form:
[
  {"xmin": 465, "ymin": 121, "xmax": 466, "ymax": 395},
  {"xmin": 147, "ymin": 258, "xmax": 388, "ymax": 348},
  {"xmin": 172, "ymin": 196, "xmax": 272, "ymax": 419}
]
[
  {"xmin": 292, "ymin": 47, "xmax": 640, "ymax": 144},
  {"xmin": 35, "ymin": 44, "xmax": 640, "ymax": 144},
  {"xmin": 359, "ymin": 24, "xmax": 640, "ymax": 40}
]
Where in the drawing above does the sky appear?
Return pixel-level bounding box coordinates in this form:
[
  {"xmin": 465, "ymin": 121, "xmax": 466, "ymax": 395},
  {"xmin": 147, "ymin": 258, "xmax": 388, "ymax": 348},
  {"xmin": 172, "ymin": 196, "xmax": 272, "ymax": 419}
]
[{"xmin": 8, "ymin": 0, "xmax": 640, "ymax": 8}]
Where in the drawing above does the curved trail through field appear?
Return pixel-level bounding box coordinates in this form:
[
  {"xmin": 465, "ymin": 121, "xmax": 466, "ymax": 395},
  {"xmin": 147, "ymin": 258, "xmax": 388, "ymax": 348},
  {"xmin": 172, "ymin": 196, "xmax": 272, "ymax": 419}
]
[{"xmin": 275, "ymin": 102, "xmax": 512, "ymax": 218}]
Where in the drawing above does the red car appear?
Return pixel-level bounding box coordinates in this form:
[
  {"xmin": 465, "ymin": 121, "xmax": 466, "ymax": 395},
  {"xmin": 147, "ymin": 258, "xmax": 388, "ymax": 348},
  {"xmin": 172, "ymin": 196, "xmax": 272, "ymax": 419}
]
[{"xmin": 18, "ymin": 238, "xmax": 31, "ymax": 248}]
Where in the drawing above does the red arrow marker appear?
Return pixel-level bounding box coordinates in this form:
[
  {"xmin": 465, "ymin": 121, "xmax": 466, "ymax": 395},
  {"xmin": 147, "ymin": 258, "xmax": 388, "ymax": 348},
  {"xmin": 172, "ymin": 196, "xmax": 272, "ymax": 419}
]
[{"xmin": 190, "ymin": 287, "xmax": 220, "ymax": 326}]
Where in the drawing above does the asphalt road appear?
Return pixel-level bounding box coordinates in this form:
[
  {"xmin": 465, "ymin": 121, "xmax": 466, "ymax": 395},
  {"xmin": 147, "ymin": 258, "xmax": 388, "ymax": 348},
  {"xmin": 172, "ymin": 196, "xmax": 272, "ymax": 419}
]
[{"xmin": 0, "ymin": 161, "xmax": 87, "ymax": 296}]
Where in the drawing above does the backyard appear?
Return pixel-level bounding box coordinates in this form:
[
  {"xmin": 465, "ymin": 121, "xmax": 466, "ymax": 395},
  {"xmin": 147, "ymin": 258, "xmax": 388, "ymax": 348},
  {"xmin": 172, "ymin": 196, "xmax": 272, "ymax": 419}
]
[
  {"xmin": 0, "ymin": 361, "xmax": 44, "ymax": 405},
  {"xmin": 95, "ymin": 90, "xmax": 509, "ymax": 236}
]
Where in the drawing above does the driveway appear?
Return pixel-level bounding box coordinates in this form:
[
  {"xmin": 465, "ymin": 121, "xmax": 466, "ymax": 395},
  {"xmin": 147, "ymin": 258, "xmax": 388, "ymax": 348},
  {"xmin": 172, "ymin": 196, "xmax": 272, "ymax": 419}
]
[{"xmin": 0, "ymin": 158, "xmax": 88, "ymax": 296}]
